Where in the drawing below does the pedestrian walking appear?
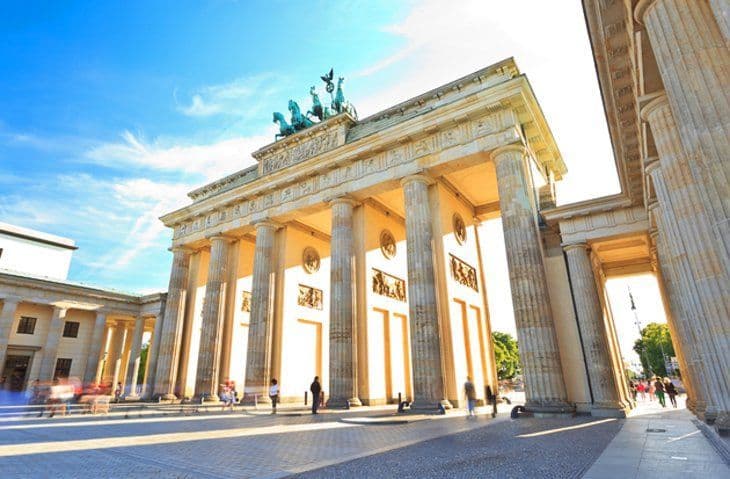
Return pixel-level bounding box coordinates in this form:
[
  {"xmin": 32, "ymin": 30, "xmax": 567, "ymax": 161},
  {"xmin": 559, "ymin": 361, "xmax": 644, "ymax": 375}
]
[
  {"xmin": 464, "ymin": 376, "xmax": 477, "ymax": 417},
  {"xmin": 269, "ymin": 379, "xmax": 279, "ymax": 414},
  {"xmin": 629, "ymin": 381, "xmax": 637, "ymax": 401},
  {"xmin": 664, "ymin": 377, "xmax": 678, "ymax": 408},
  {"xmin": 648, "ymin": 380, "xmax": 656, "ymax": 401},
  {"xmin": 310, "ymin": 376, "xmax": 322, "ymax": 414},
  {"xmin": 654, "ymin": 377, "xmax": 666, "ymax": 407},
  {"xmin": 114, "ymin": 382, "xmax": 122, "ymax": 403},
  {"xmin": 636, "ymin": 381, "xmax": 646, "ymax": 400}
]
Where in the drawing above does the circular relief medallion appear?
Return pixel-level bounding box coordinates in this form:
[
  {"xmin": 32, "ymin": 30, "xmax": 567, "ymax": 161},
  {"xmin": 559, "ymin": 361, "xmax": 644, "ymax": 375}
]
[
  {"xmin": 380, "ymin": 229, "xmax": 397, "ymax": 259},
  {"xmin": 453, "ymin": 213, "xmax": 467, "ymax": 245},
  {"xmin": 302, "ymin": 247, "xmax": 320, "ymax": 274}
]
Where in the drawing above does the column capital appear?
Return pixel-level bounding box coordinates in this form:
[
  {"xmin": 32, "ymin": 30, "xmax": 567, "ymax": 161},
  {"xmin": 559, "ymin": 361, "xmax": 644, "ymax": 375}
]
[
  {"xmin": 647, "ymin": 200, "xmax": 661, "ymax": 213},
  {"xmin": 1, "ymin": 296, "xmax": 22, "ymax": 306},
  {"xmin": 327, "ymin": 196, "xmax": 360, "ymax": 208},
  {"xmin": 252, "ymin": 219, "xmax": 282, "ymax": 231},
  {"xmin": 562, "ymin": 242, "xmax": 590, "ymax": 253},
  {"xmin": 205, "ymin": 233, "xmax": 236, "ymax": 244},
  {"xmin": 490, "ymin": 144, "xmax": 527, "ymax": 163},
  {"xmin": 169, "ymin": 245, "xmax": 194, "ymax": 255},
  {"xmin": 639, "ymin": 93, "xmax": 669, "ymax": 122},
  {"xmin": 634, "ymin": 0, "xmax": 656, "ymax": 24},
  {"xmin": 400, "ymin": 173, "xmax": 434, "ymax": 188},
  {"xmin": 643, "ymin": 156, "xmax": 660, "ymax": 174}
]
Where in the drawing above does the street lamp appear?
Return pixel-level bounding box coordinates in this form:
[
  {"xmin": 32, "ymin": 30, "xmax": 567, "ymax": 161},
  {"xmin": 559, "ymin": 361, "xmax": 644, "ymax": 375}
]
[{"xmin": 629, "ymin": 287, "xmax": 653, "ymax": 378}]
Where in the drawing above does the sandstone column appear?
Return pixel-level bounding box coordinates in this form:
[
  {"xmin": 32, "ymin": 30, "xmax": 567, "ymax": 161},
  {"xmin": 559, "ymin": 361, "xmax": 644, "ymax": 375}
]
[
  {"xmin": 95, "ymin": 326, "xmax": 110, "ymax": 383},
  {"xmin": 564, "ymin": 243, "xmax": 627, "ymax": 417},
  {"xmin": 642, "ymin": 96, "xmax": 730, "ymax": 428},
  {"xmin": 327, "ymin": 197, "xmax": 361, "ymax": 407},
  {"xmin": 637, "ymin": 0, "xmax": 730, "ymax": 270},
  {"xmin": 492, "ymin": 145, "xmax": 572, "ymax": 413},
  {"xmin": 243, "ymin": 221, "xmax": 279, "ymax": 404},
  {"xmin": 195, "ymin": 236, "xmax": 232, "ymax": 401},
  {"xmin": 37, "ymin": 307, "xmax": 68, "ymax": 381},
  {"xmin": 124, "ymin": 316, "xmax": 146, "ymax": 398},
  {"xmin": 401, "ymin": 174, "xmax": 448, "ymax": 410},
  {"xmin": 710, "ymin": 0, "xmax": 730, "ymax": 40},
  {"xmin": 107, "ymin": 322, "xmax": 128, "ymax": 389},
  {"xmin": 646, "ymin": 169, "xmax": 712, "ymax": 417},
  {"xmin": 0, "ymin": 298, "xmax": 20, "ymax": 372},
  {"xmin": 83, "ymin": 311, "xmax": 107, "ymax": 384},
  {"xmin": 154, "ymin": 247, "xmax": 192, "ymax": 399},
  {"xmin": 144, "ymin": 312, "xmax": 163, "ymax": 398}
]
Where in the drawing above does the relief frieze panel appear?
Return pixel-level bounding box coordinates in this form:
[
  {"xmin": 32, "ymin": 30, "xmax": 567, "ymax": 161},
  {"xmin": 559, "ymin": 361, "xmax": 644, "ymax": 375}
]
[
  {"xmin": 172, "ymin": 111, "xmax": 518, "ymax": 241},
  {"xmin": 449, "ymin": 253, "xmax": 478, "ymax": 292},
  {"xmin": 297, "ymin": 284, "xmax": 324, "ymax": 310},
  {"xmin": 261, "ymin": 130, "xmax": 341, "ymax": 175},
  {"xmin": 372, "ymin": 268, "xmax": 407, "ymax": 302}
]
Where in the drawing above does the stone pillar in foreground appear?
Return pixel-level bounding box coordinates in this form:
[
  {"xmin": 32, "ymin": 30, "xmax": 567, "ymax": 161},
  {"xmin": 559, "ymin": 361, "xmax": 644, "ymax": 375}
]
[
  {"xmin": 243, "ymin": 221, "xmax": 279, "ymax": 404},
  {"xmin": 83, "ymin": 311, "xmax": 108, "ymax": 384},
  {"xmin": 108, "ymin": 322, "xmax": 128, "ymax": 390},
  {"xmin": 144, "ymin": 310, "xmax": 164, "ymax": 398},
  {"xmin": 492, "ymin": 144, "xmax": 572, "ymax": 414},
  {"xmin": 38, "ymin": 307, "xmax": 68, "ymax": 381},
  {"xmin": 710, "ymin": 0, "xmax": 730, "ymax": 40},
  {"xmin": 0, "ymin": 298, "xmax": 20, "ymax": 373},
  {"xmin": 154, "ymin": 247, "xmax": 192, "ymax": 399},
  {"xmin": 642, "ymin": 96, "xmax": 730, "ymax": 428},
  {"xmin": 124, "ymin": 316, "xmax": 146, "ymax": 398},
  {"xmin": 327, "ymin": 197, "xmax": 361, "ymax": 408},
  {"xmin": 401, "ymin": 174, "xmax": 448, "ymax": 410},
  {"xmin": 564, "ymin": 243, "xmax": 627, "ymax": 417},
  {"xmin": 637, "ymin": 0, "xmax": 730, "ymax": 270},
  {"xmin": 195, "ymin": 236, "xmax": 232, "ymax": 402}
]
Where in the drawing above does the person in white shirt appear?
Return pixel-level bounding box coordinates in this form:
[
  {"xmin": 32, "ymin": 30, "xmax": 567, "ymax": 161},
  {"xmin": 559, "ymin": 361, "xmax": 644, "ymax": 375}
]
[{"xmin": 269, "ymin": 379, "xmax": 280, "ymax": 414}]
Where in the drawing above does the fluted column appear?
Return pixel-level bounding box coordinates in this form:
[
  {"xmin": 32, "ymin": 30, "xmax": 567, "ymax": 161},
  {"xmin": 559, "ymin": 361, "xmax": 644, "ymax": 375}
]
[
  {"xmin": 647, "ymin": 163, "xmax": 714, "ymax": 417},
  {"xmin": 492, "ymin": 145, "xmax": 572, "ymax": 414},
  {"xmin": 0, "ymin": 298, "xmax": 20, "ymax": 373},
  {"xmin": 37, "ymin": 307, "xmax": 68, "ymax": 381},
  {"xmin": 124, "ymin": 316, "xmax": 146, "ymax": 398},
  {"xmin": 401, "ymin": 174, "xmax": 448, "ymax": 410},
  {"xmin": 83, "ymin": 312, "xmax": 107, "ymax": 384},
  {"xmin": 710, "ymin": 0, "xmax": 730, "ymax": 40},
  {"xmin": 154, "ymin": 247, "xmax": 192, "ymax": 399},
  {"xmin": 144, "ymin": 313, "xmax": 163, "ymax": 397},
  {"xmin": 243, "ymin": 221, "xmax": 279, "ymax": 404},
  {"xmin": 107, "ymin": 322, "xmax": 128, "ymax": 389},
  {"xmin": 642, "ymin": 97, "xmax": 729, "ymax": 428},
  {"xmin": 327, "ymin": 197, "xmax": 361, "ymax": 408},
  {"xmin": 564, "ymin": 244, "xmax": 627, "ymax": 417},
  {"xmin": 637, "ymin": 0, "xmax": 730, "ymax": 270},
  {"xmin": 195, "ymin": 236, "xmax": 232, "ymax": 401}
]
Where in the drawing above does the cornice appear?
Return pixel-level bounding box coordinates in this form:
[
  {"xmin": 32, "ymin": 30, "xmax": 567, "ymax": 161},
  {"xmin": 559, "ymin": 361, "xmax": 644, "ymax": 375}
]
[{"xmin": 542, "ymin": 193, "xmax": 633, "ymax": 224}]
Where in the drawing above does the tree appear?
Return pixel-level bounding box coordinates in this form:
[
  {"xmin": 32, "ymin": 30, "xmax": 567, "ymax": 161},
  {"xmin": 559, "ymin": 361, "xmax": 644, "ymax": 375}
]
[
  {"xmin": 633, "ymin": 322, "xmax": 674, "ymax": 378},
  {"xmin": 137, "ymin": 342, "xmax": 150, "ymax": 385},
  {"xmin": 492, "ymin": 331, "xmax": 520, "ymax": 380}
]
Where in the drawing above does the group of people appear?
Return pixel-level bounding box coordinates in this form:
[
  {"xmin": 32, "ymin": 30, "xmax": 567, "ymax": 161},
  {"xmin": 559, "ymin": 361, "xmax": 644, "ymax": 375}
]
[{"xmin": 632, "ymin": 376, "xmax": 679, "ymax": 408}]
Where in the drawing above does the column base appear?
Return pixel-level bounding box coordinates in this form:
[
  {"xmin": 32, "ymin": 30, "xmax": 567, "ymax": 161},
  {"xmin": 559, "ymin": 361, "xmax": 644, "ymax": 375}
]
[
  {"xmin": 326, "ymin": 397, "xmax": 362, "ymax": 408},
  {"xmin": 409, "ymin": 399, "xmax": 453, "ymax": 412},
  {"xmin": 159, "ymin": 393, "xmax": 178, "ymax": 401},
  {"xmin": 240, "ymin": 393, "xmax": 270, "ymax": 406},
  {"xmin": 525, "ymin": 399, "xmax": 575, "ymax": 417},
  {"xmin": 590, "ymin": 404, "xmax": 629, "ymax": 418},
  {"xmin": 124, "ymin": 395, "xmax": 141, "ymax": 401},
  {"xmin": 715, "ymin": 413, "xmax": 730, "ymax": 437}
]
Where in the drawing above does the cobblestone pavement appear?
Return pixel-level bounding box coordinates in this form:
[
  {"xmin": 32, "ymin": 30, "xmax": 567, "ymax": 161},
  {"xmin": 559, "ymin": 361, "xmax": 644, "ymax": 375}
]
[
  {"xmin": 292, "ymin": 415, "xmax": 623, "ymax": 478},
  {"xmin": 583, "ymin": 397, "xmax": 729, "ymax": 479},
  {"xmin": 0, "ymin": 404, "xmax": 513, "ymax": 478},
  {"xmin": 6, "ymin": 398, "xmax": 720, "ymax": 478}
]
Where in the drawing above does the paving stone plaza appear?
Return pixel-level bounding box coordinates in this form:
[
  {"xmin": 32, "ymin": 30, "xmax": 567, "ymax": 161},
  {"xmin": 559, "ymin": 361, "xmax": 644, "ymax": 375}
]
[{"xmin": 1, "ymin": 399, "xmax": 728, "ymax": 478}]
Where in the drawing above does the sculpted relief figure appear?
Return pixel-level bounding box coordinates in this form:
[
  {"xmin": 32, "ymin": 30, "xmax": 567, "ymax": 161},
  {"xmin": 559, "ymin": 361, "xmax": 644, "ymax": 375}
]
[{"xmin": 372, "ymin": 268, "xmax": 406, "ymax": 302}]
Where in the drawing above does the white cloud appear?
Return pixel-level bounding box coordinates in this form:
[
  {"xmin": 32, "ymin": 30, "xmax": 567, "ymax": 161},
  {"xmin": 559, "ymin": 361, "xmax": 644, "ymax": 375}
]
[
  {"xmin": 175, "ymin": 73, "xmax": 283, "ymax": 118},
  {"xmin": 86, "ymin": 130, "xmax": 269, "ymax": 182},
  {"xmin": 353, "ymin": 0, "xmax": 621, "ymax": 205}
]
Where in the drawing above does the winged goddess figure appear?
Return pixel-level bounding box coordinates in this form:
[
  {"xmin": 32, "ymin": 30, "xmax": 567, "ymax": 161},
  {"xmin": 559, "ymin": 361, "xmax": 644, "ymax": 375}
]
[{"xmin": 321, "ymin": 68, "xmax": 335, "ymax": 95}]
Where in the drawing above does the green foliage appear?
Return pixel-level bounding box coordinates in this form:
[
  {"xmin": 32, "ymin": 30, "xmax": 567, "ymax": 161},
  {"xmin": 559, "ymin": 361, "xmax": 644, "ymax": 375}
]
[
  {"xmin": 137, "ymin": 342, "xmax": 149, "ymax": 385},
  {"xmin": 633, "ymin": 322, "xmax": 674, "ymax": 377},
  {"xmin": 492, "ymin": 331, "xmax": 520, "ymax": 380}
]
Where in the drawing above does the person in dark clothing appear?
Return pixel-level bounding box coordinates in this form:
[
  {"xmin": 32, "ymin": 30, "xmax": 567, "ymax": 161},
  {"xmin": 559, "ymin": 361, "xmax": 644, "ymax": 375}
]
[
  {"xmin": 664, "ymin": 377, "xmax": 678, "ymax": 408},
  {"xmin": 654, "ymin": 377, "xmax": 666, "ymax": 407},
  {"xmin": 310, "ymin": 376, "xmax": 322, "ymax": 414}
]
